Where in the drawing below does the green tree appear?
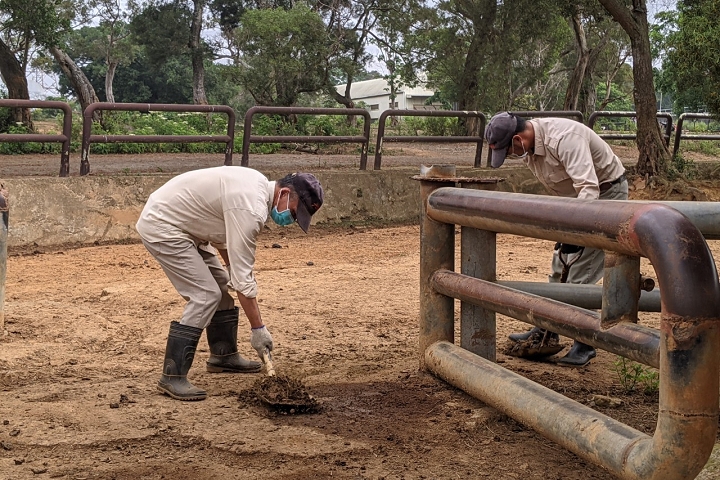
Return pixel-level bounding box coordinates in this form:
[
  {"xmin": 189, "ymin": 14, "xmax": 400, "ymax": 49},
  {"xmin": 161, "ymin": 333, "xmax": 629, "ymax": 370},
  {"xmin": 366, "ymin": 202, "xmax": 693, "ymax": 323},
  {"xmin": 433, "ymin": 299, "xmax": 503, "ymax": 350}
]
[
  {"xmin": 0, "ymin": 0, "xmax": 71, "ymax": 127},
  {"xmin": 598, "ymin": 0, "xmax": 671, "ymax": 177},
  {"xmin": 129, "ymin": 0, "xmax": 211, "ymax": 104},
  {"xmin": 658, "ymin": 1, "xmax": 720, "ymax": 116},
  {"xmin": 414, "ymin": 0, "xmax": 567, "ymax": 133},
  {"xmin": 231, "ymin": 6, "xmax": 328, "ymax": 106},
  {"xmin": 85, "ymin": 0, "xmax": 137, "ymax": 103}
]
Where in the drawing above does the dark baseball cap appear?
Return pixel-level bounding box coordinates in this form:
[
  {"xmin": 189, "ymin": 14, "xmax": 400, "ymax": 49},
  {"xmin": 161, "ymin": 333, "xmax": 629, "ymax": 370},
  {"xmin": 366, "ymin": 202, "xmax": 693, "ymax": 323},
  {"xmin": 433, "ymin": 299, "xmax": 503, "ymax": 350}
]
[
  {"xmin": 485, "ymin": 112, "xmax": 520, "ymax": 168},
  {"xmin": 289, "ymin": 172, "xmax": 324, "ymax": 233}
]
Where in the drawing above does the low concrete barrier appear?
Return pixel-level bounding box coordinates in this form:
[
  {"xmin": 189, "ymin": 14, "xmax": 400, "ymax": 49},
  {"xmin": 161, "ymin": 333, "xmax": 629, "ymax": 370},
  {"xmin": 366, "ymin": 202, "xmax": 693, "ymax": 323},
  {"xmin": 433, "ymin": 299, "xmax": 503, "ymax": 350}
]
[{"xmin": 0, "ymin": 167, "xmax": 539, "ymax": 250}]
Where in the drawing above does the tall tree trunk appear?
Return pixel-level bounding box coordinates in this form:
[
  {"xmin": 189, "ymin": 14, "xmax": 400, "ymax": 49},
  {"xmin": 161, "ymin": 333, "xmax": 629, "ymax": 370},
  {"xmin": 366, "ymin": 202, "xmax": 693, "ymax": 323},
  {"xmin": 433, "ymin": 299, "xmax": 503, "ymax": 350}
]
[
  {"xmin": 50, "ymin": 46, "xmax": 101, "ymax": 121},
  {"xmin": 598, "ymin": 0, "xmax": 670, "ymax": 177},
  {"xmin": 190, "ymin": 0, "xmax": 208, "ymax": 105},
  {"xmin": 457, "ymin": 30, "xmax": 484, "ymax": 135},
  {"xmin": 563, "ymin": 11, "xmax": 589, "ymax": 111},
  {"xmin": 105, "ymin": 61, "xmax": 118, "ymax": 103},
  {"xmin": 0, "ymin": 38, "xmax": 34, "ymax": 130},
  {"xmin": 455, "ymin": 0, "xmax": 496, "ymax": 136}
]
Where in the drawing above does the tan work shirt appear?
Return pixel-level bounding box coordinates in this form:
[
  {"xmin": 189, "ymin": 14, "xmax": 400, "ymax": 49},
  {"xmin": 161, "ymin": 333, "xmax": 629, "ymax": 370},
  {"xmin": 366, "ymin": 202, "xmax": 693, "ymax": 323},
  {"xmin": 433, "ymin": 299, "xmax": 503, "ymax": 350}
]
[
  {"xmin": 136, "ymin": 166, "xmax": 274, "ymax": 298},
  {"xmin": 524, "ymin": 118, "xmax": 625, "ymax": 199}
]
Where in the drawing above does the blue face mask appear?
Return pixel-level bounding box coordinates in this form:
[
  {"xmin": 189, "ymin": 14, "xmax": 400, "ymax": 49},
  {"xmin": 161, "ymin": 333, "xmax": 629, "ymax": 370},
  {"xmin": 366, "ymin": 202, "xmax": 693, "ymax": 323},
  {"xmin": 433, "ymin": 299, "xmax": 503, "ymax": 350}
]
[{"xmin": 270, "ymin": 191, "xmax": 295, "ymax": 226}]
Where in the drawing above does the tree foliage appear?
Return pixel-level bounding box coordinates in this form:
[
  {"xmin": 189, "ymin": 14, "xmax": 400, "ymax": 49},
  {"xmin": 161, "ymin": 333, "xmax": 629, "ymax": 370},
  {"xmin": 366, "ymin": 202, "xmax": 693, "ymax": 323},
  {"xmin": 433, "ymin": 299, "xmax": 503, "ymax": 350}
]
[
  {"xmin": 657, "ymin": 0, "xmax": 720, "ymax": 116},
  {"xmin": 230, "ymin": 5, "xmax": 328, "ymax": 106}
]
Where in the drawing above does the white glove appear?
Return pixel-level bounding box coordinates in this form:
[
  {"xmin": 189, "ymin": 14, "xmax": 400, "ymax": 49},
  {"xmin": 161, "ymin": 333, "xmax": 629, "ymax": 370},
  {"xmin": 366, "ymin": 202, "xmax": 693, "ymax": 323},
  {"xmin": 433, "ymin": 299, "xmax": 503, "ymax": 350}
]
[{"xmin": 250, "ymin": 326, "xmax": 274, "ymax": 359}]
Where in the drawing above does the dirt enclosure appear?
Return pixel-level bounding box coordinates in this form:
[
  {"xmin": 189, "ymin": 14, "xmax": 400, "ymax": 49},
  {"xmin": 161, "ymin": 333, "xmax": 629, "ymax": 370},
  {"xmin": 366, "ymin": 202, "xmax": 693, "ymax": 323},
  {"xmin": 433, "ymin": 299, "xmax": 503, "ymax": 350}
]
[{"xmin": 2, "ymin": 144, "xmax": 720, "ymax": 479}]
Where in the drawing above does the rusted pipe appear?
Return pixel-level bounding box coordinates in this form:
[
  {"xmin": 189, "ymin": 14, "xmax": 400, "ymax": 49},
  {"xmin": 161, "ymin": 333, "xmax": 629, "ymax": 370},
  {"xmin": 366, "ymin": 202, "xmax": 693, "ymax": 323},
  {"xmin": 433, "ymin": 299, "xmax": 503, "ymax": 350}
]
[
  {"xmin": 497, "ymin": 281, "xmax": 660, "ymax": 312},
  {"xmin": 82, "ymin": 103, "xmax": 236, "ymax": 175},
  {"xmin": 426, "ymin": 341, "xmax": 655, "ymax": 478},
  {"xmin": 240, "ymin": 106, "xmax": 371, "ymax": 169},
  {"xmin": 374, "ymin": 110, "xmax": 486, "ymax": 169},
  {"xmin": 418, "ymin": 166, "xmax": 456, "ymax": 369},
  {"xmin": 426, "ymin": 190, "xmax": 720, "ymax": 317},
  {"xmin": 0, "ymin": 100, "xmax": 72, "ymax": 176},
  {"xmin": 0, "ymin": 184, "xmax": 7, "ymax": 332},
  {"xmin": 432, "ymin": 270, "xmax": 660, "ymax": 367},
  {"xmin": 425, "ymin": 189, "xmax": 720, "ymax": 479}
]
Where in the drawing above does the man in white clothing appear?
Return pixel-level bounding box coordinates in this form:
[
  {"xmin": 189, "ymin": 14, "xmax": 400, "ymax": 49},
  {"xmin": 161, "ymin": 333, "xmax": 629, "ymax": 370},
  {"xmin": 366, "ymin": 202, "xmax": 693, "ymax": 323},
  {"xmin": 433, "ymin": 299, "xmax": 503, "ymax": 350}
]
[
  {"xmin": 486, "ymin": 112, "xmax": 627, "ymax": 367},
  {"xmin": 136, "ymin": 167, "xmax": 324, "ymax": 400}
]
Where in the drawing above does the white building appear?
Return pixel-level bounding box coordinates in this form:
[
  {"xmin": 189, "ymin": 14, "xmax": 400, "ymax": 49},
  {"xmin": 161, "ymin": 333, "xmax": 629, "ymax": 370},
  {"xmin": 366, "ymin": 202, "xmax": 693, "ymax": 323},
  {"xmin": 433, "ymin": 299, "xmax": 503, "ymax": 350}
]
[{"xmin": 334, "ymin": 78, "xmax": 438, "ymax": 121}]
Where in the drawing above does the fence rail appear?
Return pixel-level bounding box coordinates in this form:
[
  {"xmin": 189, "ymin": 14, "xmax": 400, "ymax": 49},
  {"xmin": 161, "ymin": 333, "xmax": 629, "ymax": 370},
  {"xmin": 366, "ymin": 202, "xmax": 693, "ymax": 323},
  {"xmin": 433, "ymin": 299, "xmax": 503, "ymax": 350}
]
[
  {"xmin": 588, "ymin": 111, "xmax": 674, "ymax": 147},
  {"xmin": 672, "ymin": 112, "xmax": 720, "ymax": 158},
  {"xmin": 0, "ymin": 100, "xmax": 73, "ymax": 176},
  {"xmin": 3, "ymin": 100, "xmax": 718, "ymax": 175},
  {"xmin": 240, "ymin": 106, "xmax": 371, "ymax": 169},
  {"xmin": 373, "ymin": 109, "xmax": 487, "ymax": 169},
  {"xmin": 81, "ymin": 102, "xmax": 236, "ymax": 176},
  {"xmin": 417, "ymin": 166, "xmax": 720, "ymax": 479}
]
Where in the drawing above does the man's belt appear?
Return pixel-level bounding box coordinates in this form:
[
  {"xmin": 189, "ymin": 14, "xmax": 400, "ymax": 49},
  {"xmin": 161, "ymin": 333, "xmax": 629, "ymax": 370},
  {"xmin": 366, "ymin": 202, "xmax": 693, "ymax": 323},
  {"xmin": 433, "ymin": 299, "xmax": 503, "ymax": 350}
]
[{"xmin": 599, "ymin": 174, "xmax": 627, "ymax": 193}]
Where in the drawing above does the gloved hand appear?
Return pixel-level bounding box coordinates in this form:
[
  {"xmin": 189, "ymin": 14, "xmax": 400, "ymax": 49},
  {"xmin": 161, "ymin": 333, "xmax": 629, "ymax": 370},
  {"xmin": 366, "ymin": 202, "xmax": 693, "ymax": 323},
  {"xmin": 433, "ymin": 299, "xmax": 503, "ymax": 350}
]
[{"xmin": 250, "ymin": 325, "xmax": 274, "ymax": 359}]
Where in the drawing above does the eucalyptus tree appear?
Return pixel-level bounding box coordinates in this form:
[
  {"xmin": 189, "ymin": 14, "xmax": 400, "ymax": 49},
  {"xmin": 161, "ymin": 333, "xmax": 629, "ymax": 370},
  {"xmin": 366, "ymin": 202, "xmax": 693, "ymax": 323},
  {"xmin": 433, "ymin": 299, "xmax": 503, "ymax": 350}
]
[
  {"xmin": 598, "ymin": 0, "xmax": 670, "ymax": 176},
  {"xmin": 83, "ymin": 0, "xmax": 137, "ymax": 103}
]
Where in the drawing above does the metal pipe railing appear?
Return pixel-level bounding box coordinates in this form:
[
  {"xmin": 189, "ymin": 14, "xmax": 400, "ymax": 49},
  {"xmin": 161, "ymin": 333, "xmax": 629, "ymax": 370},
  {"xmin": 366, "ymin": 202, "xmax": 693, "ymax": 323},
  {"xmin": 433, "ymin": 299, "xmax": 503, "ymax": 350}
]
[
  {"xmin": 588, "ymin": 111, "xmax": 674, "ymax": 146},
  {"xmin": 240, "ymin": 106, "xmax": 371, "ymax": 169},
  {"xmin": 672, "ymin": 112, "xmax": 720, "ymax": 158},
  {"xmin": 373, "ymin": 110, "xmax": 486, "ymax": 169},
  {"xmin": 0, "ymin": 100, "xmax": 73, "ymax": 176},
  {"xmin": 82, "ymin": 103, "xmax": 236, "ymax": 176},
  {"xmin": 0, "ymin": 183, "xmax": 7, "ymax": 333},
  {"xmin": 419, "ymin": 186, "xmax": 720, "ymax": 480},
  {"xmin": 497, "ymin": 281, "xmax": 660, "ymax": 312}
]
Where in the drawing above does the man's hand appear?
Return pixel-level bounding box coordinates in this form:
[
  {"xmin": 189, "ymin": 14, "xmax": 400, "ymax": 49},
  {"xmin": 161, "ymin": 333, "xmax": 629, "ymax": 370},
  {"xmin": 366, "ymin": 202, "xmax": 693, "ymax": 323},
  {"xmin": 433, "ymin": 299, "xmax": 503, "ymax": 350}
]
[{"xmin": 250, "ymin": 326, "xmax": 274, "ymax": 359}]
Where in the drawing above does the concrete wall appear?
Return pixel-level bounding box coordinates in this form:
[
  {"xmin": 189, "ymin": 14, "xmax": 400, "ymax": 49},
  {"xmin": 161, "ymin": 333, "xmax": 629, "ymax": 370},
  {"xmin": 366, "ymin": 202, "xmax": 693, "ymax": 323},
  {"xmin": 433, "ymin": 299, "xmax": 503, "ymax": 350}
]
[{"xmin": 0, "ymin": 167, "xmax": 542, "ymax": 250}]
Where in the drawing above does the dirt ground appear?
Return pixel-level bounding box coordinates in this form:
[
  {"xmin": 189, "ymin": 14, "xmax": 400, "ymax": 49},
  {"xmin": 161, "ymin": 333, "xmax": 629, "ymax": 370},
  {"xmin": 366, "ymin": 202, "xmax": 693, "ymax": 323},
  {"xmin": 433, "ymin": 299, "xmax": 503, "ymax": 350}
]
[{"xmin": 2, "ymin": 144, "xmax": 720, "ymax": 479}]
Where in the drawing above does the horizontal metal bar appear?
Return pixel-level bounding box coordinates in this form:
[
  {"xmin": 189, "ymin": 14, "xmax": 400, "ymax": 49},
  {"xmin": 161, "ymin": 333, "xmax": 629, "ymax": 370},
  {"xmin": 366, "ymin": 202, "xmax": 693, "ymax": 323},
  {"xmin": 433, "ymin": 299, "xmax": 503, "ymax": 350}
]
[
  {"xmin": 639, "ymin": 201, "xmax": 720, "ymax": 240},
  {"xmin": 247, "ymin": 135, "xmax": 366, "ymax": 143},
  {"xmin": 498, "ymin": 281, "xmax": 661, "ymax": 312},
  {"xmin": 425, "ymin": 341, "xmax": 652, "ymax": 478},
  {"xmin": 432, "ymin": 270, "xmax": 660, "ymax": 367},
  {"xmin": 88, "ymin": 135, "xmax": 230, "ymax": 143},
  {"xmin": 0, "ymin": 134, "xmax": 68, "ymax": 142},
  {"xmin": 382, "ymin": 135, "xmax": 483, "ymax": 143}
]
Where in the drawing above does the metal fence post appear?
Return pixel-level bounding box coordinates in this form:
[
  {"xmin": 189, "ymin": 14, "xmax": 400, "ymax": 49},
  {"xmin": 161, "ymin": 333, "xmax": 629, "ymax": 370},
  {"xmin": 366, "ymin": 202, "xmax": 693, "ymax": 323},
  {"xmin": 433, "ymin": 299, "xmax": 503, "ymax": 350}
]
[
  {"xmin": 460, "ymin": 181, "xmax": 497, "ymax": 361},
  {"xmin": 0, "ymin": 183, "xmax": 7, "ymax": 333},
  {"xmin": 418, "ymin": 165, "xmax": 456, "ymax": 369}
]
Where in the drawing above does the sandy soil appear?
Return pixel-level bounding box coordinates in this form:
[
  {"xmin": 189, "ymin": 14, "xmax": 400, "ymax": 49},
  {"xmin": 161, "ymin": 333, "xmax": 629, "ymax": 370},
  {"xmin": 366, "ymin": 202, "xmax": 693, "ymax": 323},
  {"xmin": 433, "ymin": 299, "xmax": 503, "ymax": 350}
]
[
  {"xmin": 1, "ymin": 219, "xmax": 717, "ymax": 480},
  {"xmin": 2, "ymin": 141, "xmax": 720, "ymax": 479}
]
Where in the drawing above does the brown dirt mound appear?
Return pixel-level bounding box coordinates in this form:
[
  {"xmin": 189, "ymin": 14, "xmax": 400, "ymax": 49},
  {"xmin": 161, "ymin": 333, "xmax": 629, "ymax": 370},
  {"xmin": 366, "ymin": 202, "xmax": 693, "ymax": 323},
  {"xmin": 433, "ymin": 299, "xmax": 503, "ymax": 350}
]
[{"xmin": 252, "ymin": 374, "xmax": 321, "ymax": 414}]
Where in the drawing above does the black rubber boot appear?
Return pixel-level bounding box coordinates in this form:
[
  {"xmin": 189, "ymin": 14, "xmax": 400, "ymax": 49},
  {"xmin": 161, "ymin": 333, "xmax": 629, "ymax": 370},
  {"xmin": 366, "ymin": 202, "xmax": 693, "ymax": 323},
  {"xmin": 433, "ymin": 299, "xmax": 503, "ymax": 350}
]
[
  {"xmin": 206, "ymin": 308, "xmax": 262, "ymax": 373},
  {"xmin": 508, "ymin": 327, "xmax": 544, "ymax": 342},
  {"xmin": 555, "ymin": 341, "xmax": 597, "ymax": 367},
  {"xmin": 157, "ymin": 322, "xmax": 207, "ymax": 401}
]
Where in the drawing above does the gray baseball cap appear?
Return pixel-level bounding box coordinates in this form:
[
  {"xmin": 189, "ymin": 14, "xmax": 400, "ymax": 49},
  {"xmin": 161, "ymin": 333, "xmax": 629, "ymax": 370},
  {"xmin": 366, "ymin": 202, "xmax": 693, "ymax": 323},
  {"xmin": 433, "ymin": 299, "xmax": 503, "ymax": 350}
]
[{"xmin": 485, "ymin": 112, "xmax": 519, "ymax": 168}]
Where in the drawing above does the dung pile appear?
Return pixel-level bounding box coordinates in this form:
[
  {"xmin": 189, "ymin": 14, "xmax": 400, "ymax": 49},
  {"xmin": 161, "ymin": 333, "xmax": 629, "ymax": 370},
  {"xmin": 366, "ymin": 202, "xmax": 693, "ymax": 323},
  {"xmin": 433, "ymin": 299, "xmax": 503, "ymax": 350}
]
[{"xmin": 252, "ymin": 374, "xmax": 320, "ymax": 414}]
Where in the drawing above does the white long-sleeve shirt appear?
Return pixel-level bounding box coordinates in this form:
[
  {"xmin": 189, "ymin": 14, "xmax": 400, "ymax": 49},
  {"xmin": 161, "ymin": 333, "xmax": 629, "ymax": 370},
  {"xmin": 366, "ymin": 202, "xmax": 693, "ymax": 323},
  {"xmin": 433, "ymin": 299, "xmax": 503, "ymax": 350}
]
[
  {"xmin": 524, "ymin": 118, "xmax": 626, "ymax": 199},
  {"xmin": 136, "ymin": 166, "xmax": 275, "ymax": 298}
]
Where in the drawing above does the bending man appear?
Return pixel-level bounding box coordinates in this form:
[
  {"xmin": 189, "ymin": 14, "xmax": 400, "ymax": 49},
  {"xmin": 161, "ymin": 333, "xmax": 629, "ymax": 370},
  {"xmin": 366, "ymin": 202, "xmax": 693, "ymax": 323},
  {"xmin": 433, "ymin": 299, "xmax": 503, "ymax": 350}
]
[
  {"xmin": 486, "ymin": 112, "xmax": 628, "ymax": 367},
  {"xmin": 136, "ymin": 167, "xmax": 324, "ymax": 400}
]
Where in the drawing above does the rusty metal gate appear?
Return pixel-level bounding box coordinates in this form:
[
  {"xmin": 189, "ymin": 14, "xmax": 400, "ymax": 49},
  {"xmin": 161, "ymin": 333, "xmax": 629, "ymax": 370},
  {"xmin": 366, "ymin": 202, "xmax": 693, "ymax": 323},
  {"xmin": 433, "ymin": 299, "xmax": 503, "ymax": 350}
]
[{"xmin": 416, "ymin": 165, "xmax": 720, "ymax": 480}]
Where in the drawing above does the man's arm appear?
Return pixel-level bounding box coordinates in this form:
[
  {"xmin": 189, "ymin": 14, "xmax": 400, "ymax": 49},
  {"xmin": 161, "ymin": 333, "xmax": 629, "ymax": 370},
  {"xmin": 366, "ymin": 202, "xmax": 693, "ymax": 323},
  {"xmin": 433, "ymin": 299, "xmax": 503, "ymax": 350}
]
[
  {"xmin": 236, "ymin": 293, "xmax": 263, "ymax": 329},
  {"xmin": 218, "ymin": 247, "xmax": 273, "ymax": 358},
  {"xmin": 218, "ymin": 247, "xmax": 263, "ymax": 328}
]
